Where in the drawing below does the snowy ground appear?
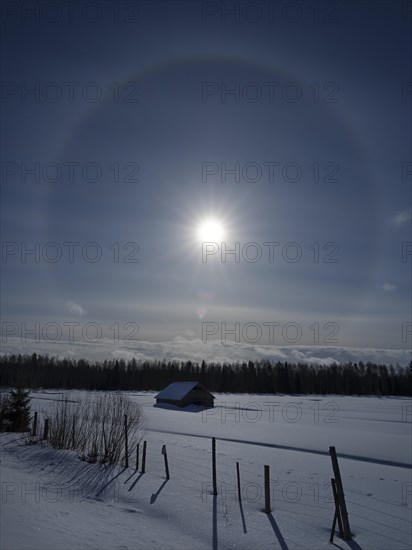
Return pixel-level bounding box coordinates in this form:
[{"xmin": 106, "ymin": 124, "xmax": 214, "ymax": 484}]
[{"xmin": 1, "ymin": 391, "xmax": 411, "ymax": 550}]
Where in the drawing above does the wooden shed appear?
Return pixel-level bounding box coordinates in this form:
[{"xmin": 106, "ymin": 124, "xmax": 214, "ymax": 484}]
[{"xmin": 155, "ymin": 381, "xmax": 215, "ymax": 408}]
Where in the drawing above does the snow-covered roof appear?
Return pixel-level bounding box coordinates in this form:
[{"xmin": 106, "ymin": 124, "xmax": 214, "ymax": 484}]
[{"xmin": 155, "ymin": 381, "xmax": 209, "ymax": 400}]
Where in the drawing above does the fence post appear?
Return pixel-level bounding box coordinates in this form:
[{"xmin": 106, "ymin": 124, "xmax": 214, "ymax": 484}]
[
  {"xmin": 212, "ymin": 437, "xmax": 217, "ymax": 495},
  {"xmin": 236, "ymin": 462, "xmax": 241, "ymax": 502},
  {"xmin": 141, "ymin": 440, "xmax": 147, "ymax": 473},
  {"xmin": 31, "ymin": 411, "xmax": 38, "ymax": 436},
  {"xmin": 329, "ymin": 446, "xmax": 351, "ymax": 540},
  {"xmin": 136, "ymin": 442, "xmax": 139, "ymax": 471},
  {"xmin": 162, "ymin": 445, "xmax": 170, "ymax": 480},
  {"xmin": 124, "ymin": 415, "xmax": 129, "ymax": 468},
  {"xmin": 42, "ymin": 418, "xmax": 49, "ymax": 440},
  {"xmin": 264, "ymin": 465, "xmax": 271, "ymax": 513}
]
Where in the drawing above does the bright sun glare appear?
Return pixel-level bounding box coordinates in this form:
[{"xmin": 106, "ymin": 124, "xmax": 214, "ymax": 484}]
[{"xmin": 197, "ymin": 218, "xmax": 225, "ymax": 242}]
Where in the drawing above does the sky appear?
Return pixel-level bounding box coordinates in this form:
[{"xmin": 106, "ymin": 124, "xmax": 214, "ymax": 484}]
[{"xmin": 1, "ymin": 1, "xmax": 411, "ymax": 365}]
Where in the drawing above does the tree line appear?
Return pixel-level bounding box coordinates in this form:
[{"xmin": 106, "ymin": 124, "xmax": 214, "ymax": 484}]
[{"xmin": 0, "ymin": 353, "xmax": 411, "ymax": 395}]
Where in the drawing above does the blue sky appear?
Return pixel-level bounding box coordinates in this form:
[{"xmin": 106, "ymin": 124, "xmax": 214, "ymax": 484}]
[{"xmin": 1, "ymin": 1, "xmax": 411, "ymax": 363}]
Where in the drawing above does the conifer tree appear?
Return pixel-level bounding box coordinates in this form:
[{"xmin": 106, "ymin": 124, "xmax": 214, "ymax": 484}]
[
  {"xmin": 4, "ymin": 386, "xmax": 31, "ymax": 432},
  {"xmin": 0, "ymin": 392, "xmax": 11, "ymax": 431}
]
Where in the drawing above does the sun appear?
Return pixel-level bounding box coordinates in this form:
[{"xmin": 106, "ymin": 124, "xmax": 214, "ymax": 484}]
[{"xmin": 197, "ymin": 218, "xmax": 225, "ymax": 242}]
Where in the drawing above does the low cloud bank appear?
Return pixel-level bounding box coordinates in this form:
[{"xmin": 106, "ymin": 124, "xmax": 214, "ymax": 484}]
[{"xmin": 1, "ymin": 337, "xmax": 410, "ymax": 367}]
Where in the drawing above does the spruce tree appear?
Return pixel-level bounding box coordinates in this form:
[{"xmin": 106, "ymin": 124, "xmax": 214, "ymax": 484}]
[
  {"xmin": 0, "ymin": 392, "xmax": 11, "ymax": 431},
  {"xmin": 4, "ymin": 387, "xmax": 31, "ymax": 432}
]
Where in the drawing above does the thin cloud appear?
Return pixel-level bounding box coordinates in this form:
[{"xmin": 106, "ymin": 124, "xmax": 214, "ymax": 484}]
[
  {"xmin": 389, "ymin": 209, "xmax": 411, "ymax": 227},
  {"xmin": 382, "ymin": 283, "xmax": 396, "ymax": 292},
  {"xmin": 66, "ymin": 301, "xmax": 87, "ymax": 316}
]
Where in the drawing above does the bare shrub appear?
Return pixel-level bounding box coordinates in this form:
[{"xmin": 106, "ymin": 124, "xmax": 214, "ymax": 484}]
[{"xmin": 47, "ymin": 393, "xmax": 144, "ymax": 465}]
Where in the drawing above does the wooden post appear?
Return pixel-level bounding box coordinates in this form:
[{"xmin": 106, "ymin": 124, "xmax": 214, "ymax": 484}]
[
  {"xmin": 264, "ymin": 465, "xmax": 271, "ymax": 513},
  {"xmin": 212, "ymin": 437, "xmax": 217, "ymax": 495},
  {"xmin": 329, "ymin": 446, "xmax": 351, "ymax": 540},
  {"xmin": 31, "ymin": 411, "xmax": 38, "ymax": 436},
  {"xmin": 236, "ymin": 462, "xmax": 241, "ymax": 502},
  {"xmin": 135, "ymin": 443, "xmax": 139, "ymax": 471},
  {"xmin": 162, "ymin": 445, "xmax": 170, "ymax": 480},
  {"xmin": 141, "ymin": 440, "xmax": 147, "ymax": 473},
  {"xmin": 330, "ymin": 478, "xmax": 343, "ymax": 542},
  {"xmin": 124, "ymin": 415, "xmax": 129, "ymax": 468},
  {"xmin": 42, "ymin": 418, "xmax": 49, "ymax": 440}
]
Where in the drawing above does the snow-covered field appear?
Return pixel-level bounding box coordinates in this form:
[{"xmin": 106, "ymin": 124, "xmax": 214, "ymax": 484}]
[{"xmin": 1, "ymin": 391, "xmax": 411, "ymax": 550}]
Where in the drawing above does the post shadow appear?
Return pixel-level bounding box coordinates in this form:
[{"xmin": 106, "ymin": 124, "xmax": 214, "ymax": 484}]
[
  {"xmin": 332, "ymin": 538, "xmax": 364, "ymax": 550},
  {"xmin": 267, "ymin": 513, "xmax": 289, "ymax": 550},
  {"xmin": 128, "ymin": 472, "xmax": 144, "ymax": 491},
  {"xmin": 150, "ymin": 479, "xmax": 168, "ymax": 504},
  {"xmin": 212, "ymin": 494, "xmax": 218, "ymax": 550},
  {"xmin": 124, "ymin": 470, "xmax": 139, "ymax": 484},
  {"xmin": 238, "ymin": 498, "xmax": 247, "ymax": 534},
  {"xmin": 95, "ymin": 468, "xmax": 126, "ymax": 497},
  {"xmin": 346, "ymin": 539, "xmax": 363, "ymax": 550}
]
